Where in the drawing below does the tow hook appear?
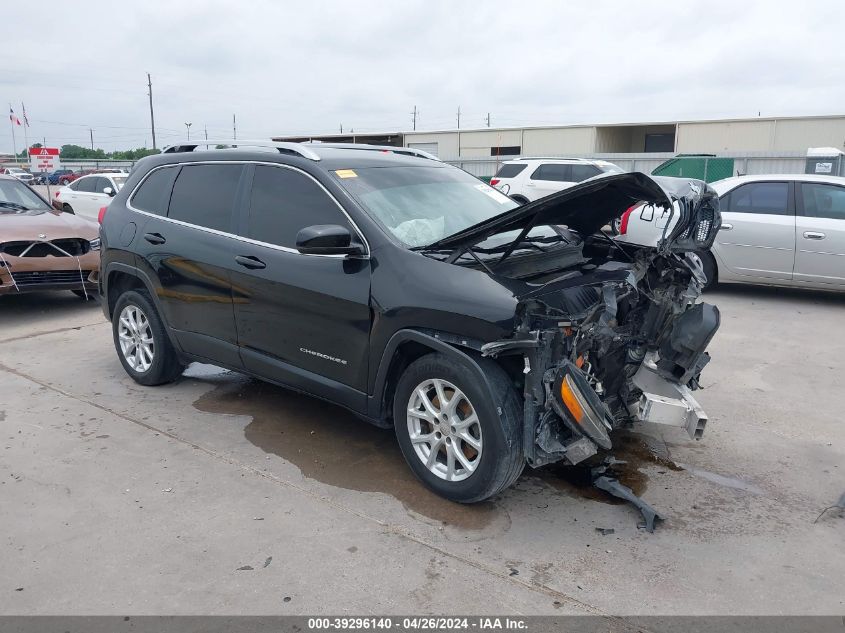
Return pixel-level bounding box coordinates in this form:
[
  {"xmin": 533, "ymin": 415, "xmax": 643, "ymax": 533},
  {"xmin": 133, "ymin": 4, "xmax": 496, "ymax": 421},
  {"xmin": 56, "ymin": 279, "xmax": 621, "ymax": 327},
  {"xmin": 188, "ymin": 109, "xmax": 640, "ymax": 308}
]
[{"xmin": 591, "ymin": 458, "xmax": 665, "ymax": 532}]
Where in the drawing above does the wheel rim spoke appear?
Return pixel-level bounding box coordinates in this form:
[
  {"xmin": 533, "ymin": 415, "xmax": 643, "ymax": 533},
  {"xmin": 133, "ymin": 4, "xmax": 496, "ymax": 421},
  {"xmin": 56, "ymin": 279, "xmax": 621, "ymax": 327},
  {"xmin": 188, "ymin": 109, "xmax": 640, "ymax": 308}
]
[{"xmin": 118, "ymin": 304, "xmax": 154, "ymax": 373}]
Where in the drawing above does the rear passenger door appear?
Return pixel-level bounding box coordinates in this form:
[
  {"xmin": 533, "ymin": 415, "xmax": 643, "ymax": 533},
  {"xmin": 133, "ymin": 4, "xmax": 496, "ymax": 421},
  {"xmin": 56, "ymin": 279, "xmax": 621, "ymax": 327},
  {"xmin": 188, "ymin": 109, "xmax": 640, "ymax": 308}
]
[
  {"xmin": 130, "ymin": 163, "xmax": 246, "ymax": 368},
  {"xmin": 230, "ymin": 164, "xmax": 372, "ymax": 406},
  {"xmin": 794, "ymin": 181, "xmax": 845, "ymax": 287},
  {"xmin": 714, "ymin": 181, "xmax": 795, "ymax": 281}
]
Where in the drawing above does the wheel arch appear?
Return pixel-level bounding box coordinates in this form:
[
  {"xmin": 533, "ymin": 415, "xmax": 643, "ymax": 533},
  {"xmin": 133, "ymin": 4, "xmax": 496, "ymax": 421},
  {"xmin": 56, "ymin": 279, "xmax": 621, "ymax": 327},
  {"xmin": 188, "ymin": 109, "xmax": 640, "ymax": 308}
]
[{"xmin": 368, "ymin": 329, "xmax": 508, "ymax": 427}]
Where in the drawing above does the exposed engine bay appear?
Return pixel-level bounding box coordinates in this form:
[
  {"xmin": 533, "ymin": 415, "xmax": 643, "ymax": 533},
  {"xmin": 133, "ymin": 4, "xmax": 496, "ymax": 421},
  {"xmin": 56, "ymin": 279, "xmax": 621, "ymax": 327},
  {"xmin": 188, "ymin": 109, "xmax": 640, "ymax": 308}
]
[{"xmin": 423, "ymin": 172, "xmax": 722, "ymax": 529}]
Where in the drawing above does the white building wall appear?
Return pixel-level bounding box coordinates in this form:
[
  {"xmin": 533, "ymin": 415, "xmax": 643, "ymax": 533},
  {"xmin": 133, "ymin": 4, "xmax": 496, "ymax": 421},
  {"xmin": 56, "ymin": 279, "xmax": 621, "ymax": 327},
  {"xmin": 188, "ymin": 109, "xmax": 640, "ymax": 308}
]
[
  {"xmin": 676, "ymin": 120, "xmax": 776, "ymax": 152},
  {"xmin": 402, "ymin": 132, "xmax": 459, "ymax": 160},
  {"xmin": 771, "ymin": 117, "xmax": 845, "ymax": 151},
  {"xmin": 522, "ymin": 127, "xmax": 595, "ymax": 155}
]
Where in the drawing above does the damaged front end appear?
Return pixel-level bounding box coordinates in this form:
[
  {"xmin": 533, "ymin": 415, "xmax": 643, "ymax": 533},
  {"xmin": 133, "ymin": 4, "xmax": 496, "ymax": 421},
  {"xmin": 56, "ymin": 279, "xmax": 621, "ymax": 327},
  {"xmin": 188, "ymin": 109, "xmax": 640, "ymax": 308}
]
[{"xmin": 469, "ymin": 174, "xmax": 721, "ymax": 474}]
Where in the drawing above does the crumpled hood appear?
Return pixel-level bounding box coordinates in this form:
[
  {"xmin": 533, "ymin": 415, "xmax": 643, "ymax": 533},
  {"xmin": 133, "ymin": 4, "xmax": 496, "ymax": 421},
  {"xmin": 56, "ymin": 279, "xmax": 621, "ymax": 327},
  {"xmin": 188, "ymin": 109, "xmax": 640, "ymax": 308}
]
[
  {"xmin": 427, "ymin": 172, "xmax": 717, "ymax": 252},
  {"xmin": 0, "ymin": 211, "xmax": 99, "ymax": 241}
]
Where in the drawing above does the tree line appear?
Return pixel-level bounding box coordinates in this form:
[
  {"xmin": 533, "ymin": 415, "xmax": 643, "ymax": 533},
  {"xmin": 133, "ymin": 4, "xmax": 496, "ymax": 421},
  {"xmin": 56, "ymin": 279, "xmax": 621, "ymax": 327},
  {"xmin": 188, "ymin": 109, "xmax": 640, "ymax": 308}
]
[{"xmin": 17, "ymin": 143, "xmax": 159, "ymax": 161}]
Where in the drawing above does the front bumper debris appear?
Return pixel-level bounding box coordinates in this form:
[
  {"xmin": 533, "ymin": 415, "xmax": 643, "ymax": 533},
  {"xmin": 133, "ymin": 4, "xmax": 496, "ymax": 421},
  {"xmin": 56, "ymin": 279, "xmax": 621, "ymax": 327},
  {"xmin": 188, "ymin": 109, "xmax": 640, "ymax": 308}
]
[{"xmin": 632, "ymin": 358, "xmax": 708, "ymax": 440}]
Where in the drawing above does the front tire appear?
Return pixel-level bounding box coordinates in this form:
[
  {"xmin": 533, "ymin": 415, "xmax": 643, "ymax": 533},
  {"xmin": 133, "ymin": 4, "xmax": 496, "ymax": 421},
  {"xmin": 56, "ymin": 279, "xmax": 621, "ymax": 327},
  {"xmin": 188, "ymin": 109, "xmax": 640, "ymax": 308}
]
[
  {"xmin": 112, "ymin": 289, "xmax": 184, "ymax": 386},
  {"xmin": 393, "ymin": 353, "xmax": 524, "ymax": 503}
]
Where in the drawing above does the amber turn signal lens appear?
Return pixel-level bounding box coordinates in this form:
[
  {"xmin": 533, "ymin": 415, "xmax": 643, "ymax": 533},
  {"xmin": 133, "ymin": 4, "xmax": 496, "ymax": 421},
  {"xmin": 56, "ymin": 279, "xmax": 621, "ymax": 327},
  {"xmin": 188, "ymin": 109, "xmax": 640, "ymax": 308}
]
[{"xmin": 560, "ymin": 374, "xmax": 585, "ymax": 424}]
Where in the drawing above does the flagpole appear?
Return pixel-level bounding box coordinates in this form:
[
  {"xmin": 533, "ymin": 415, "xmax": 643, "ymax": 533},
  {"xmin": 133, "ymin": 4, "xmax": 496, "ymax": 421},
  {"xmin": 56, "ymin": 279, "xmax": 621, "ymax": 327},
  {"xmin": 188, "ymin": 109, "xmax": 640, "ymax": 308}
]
[
  {"xmin": 21, "ymin": 102, "xmax": 29, "ymax": 158},
  {"xmin": 9, "ymin": 104, "xmax": 18, "ymax": 164}
]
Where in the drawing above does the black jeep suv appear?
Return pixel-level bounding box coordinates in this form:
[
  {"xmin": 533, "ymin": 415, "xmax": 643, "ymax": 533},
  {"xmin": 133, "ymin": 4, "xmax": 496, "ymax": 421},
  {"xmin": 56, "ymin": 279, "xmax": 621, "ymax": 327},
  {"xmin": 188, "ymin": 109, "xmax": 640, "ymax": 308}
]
[{"xmin": 99, "ymin": 141, "xmax": 721, "ymax": 504}]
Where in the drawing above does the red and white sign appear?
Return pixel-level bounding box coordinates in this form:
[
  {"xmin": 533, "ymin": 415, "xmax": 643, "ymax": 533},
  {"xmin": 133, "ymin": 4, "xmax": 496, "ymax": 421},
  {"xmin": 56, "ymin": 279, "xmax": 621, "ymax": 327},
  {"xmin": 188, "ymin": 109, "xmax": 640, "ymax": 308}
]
[{"xmin": 28, "ymin": 147, "xmax": 61, "ymax": 173}]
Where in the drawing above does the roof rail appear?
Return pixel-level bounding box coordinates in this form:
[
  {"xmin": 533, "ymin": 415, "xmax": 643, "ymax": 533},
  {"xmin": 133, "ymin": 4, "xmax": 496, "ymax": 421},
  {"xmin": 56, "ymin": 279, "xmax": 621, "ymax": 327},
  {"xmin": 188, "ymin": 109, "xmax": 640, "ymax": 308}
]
[
  {"xmin": 304, "ymin": 142, "xmax": 441, "ymax": 161},
  {"xmin": 513, "ymin": 156, "xmax": 592, "ymax": 162},
  {"xmin": 161, "ymin": 140, "xmax": 321, "ymax": 161}
]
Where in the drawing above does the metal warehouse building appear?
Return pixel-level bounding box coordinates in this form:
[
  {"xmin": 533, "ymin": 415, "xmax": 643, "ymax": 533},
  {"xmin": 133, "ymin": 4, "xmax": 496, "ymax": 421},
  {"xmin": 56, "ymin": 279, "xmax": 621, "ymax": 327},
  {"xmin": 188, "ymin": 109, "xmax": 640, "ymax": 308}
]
[{"xmin": 274, "ymin": 113, "xmax": 845, "ymax": 178}]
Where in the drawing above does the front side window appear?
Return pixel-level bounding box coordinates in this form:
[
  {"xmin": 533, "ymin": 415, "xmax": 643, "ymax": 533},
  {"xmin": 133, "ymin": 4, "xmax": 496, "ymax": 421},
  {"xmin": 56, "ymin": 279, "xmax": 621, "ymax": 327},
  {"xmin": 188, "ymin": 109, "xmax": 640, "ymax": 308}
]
[
  {"xmin": 131, "ymin": 166, "xmax": 179, "ymax": 216},
  {"xmin": 333, "ymin": 165, "xmax": 518, "ymax": 247},
  {"xmin": 530, "ymin": 164, "xmax": 572, "ymax": 182},
  {"xmin": 93, "ymin": 177, "xmax": 112, "ymax": 194},
  {"xmin": 728, "ymin": 182, "xmax": 790, "ymax": 215},
  {"xmin": 168, "ymin": 164, "xmax": 242, "ymax": 232},
  {"xmin": 246, "ymin": 166, "xmax": 350, "ymax": 248},
  {"xmin": 802, "ymin": 183, "xmax": 845, "ymax": 220}
]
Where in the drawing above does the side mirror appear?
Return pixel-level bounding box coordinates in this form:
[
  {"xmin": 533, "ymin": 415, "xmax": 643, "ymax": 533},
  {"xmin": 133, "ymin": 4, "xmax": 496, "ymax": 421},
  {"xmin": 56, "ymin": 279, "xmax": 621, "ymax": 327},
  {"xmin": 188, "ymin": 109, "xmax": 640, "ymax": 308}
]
[
  {"xmin": 103, "ymin": 187, "xmax": 115, "ymax": 197},
  {"xmin": 295, "ymin": 224, "xmax": 364, "ymax": 256}
]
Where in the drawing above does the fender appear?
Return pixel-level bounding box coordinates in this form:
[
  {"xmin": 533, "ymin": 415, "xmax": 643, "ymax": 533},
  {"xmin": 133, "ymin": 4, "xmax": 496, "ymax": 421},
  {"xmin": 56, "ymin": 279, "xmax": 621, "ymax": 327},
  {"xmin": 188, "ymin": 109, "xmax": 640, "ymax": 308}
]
[
  {"xmin": 102, "ymin": 262, "xmax": 184, "ymax": 354},
  {"xmin": 366, "ymin": 328, "xmax": 498, "ymax": 425}
]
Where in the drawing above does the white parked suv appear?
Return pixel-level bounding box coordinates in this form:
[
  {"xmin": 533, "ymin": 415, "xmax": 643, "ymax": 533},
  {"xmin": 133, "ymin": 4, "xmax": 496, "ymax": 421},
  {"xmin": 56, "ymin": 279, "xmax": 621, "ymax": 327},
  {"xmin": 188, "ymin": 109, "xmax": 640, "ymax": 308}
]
[
  {"xmin": 54, "ymin": 172, "xmax": 128, "ymax": 219},
  {"xmin": 490, "ymin": 157, "xmax": 624, "ymax": 204},
  {"xmin": 616, "ymin": 174, "xmax": 845, "ymax": 291}
]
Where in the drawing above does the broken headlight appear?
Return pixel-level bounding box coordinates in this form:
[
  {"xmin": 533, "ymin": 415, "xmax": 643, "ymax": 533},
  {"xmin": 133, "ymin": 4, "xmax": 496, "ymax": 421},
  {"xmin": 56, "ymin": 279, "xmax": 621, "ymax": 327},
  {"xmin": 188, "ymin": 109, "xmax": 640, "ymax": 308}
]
[{"xmin": 551, "ymin": 361, "xmax": 612, "ymax": 450}]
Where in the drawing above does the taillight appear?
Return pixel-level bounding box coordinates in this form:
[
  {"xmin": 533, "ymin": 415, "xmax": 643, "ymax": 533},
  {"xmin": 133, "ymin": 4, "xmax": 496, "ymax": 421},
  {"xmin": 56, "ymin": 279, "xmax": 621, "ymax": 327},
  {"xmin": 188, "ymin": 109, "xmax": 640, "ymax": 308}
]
[
  {"xmin": 55, "ymin": 191, "xmax": 60, "ymax": 197},
  {"xmin": 97, "ymin": 206, "xmax": 108, "ymax": 224},
  {"xmin": 619, "ymin": 205, "xmax": 637, "ymax": 235},
  {"xmin": 490, "ymin": 178, "xmax": 500, "ymax": 186}
]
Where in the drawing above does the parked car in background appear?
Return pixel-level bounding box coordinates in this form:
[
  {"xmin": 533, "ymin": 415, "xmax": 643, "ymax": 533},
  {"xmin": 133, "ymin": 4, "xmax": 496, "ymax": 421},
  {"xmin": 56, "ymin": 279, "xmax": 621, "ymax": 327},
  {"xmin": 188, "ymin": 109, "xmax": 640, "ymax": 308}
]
[
  {"xmin": 490, "ymin": 157, "xmax": 624, "ymax": 204},
  {"xmin": 0, "ymin": 174, "xmax": 99, "ymax": 298},
  {"xmin": 54, "ymin": 172, "xmax": 128, "ymax": 219},
  {"xmin": 0, "ymin": 166, "xmax": 35, "ymax": 185},
  {"xmin": 47, "ymin": 169, "xmax": 76, "ymax": 185},
  {"xmin": 616, "ymin": 174, "xmax": 845, "ymax": 290}
]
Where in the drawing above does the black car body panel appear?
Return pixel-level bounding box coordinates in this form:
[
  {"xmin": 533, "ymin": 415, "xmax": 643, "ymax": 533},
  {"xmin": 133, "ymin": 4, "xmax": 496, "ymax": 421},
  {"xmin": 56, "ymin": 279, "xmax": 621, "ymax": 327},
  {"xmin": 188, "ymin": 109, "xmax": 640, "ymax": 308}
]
[{"xmin": 100, "ymin": 146, "xmax": 721, "ymax": 474}]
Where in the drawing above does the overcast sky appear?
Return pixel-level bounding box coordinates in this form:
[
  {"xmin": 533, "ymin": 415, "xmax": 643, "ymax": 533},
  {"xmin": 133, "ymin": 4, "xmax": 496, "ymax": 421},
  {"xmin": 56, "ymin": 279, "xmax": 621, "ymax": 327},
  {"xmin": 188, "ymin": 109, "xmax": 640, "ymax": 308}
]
[{"xmin": 2, "ymin": 0, "xmax": 843, "ymax": 153}]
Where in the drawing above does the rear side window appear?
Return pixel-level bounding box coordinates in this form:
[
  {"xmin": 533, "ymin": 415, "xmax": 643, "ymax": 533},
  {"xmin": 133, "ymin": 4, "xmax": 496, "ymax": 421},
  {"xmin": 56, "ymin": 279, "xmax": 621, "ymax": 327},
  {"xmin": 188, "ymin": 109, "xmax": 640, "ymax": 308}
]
[
  {"xmin": 728, "ymin": 182, "xmax": 790, "ymax": 215},
  {"xmin": 493, "ymin": 163, "xmax": 527, "ymax": 179},
  {"xmin": 569, "ymin": 164, "xmax": 602, "ymax": 182},
  {"xmin": 75, "ymin": 177, "xmax": 97, "ymax": 193},
  {"xmin": 802, "ymin": 183, "xmax": 845, "ymax": 220},
  {"xmin": 168, "ymin": 165, "xmax": 242, "ymax": 232},
  {"xmin": 131, "ymin": 166, "xmax": 179, "ymax": 216},
  {"xmin": 246, "ymin": 165, "xmax": 350, "ymax": 248},
  {"xmin": 531, "ymin": 164, "xmax": 572, "ymax": 182}
]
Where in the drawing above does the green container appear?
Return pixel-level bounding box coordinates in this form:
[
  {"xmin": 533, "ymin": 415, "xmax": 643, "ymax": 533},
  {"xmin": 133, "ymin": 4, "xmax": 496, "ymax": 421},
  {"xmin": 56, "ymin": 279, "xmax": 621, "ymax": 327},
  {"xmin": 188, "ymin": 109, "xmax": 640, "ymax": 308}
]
[{"xmin": 652, "ymin": 155, "xmax": 734, "ymax": 183}]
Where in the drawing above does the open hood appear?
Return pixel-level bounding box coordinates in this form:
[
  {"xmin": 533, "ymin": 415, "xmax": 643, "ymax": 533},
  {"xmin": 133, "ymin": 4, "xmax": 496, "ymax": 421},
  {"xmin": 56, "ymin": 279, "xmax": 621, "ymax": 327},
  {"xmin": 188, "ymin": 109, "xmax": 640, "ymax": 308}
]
[{"xmin": 425, "ymin": 172, "xmax": 718, "ymax": 254}]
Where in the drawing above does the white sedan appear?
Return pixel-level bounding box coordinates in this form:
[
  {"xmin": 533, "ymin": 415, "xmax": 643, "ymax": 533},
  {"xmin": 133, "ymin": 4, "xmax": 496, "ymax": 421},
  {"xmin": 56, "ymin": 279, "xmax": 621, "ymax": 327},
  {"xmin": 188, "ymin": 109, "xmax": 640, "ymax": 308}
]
[
  {"xmin": 615, "ymin": 174, "xmax": 845, "ymax": 291},
  {"xmin": 54, "ymin": 172, "xmax": 128, "ymax": 219}
]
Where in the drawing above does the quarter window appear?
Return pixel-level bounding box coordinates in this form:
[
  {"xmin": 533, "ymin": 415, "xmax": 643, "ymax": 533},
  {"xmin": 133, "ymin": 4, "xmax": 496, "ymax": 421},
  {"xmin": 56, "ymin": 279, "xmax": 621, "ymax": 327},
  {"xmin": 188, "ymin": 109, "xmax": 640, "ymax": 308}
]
[
  {"xmin": 493, "ymin": 163, "xmax": 527, "ymax": 179},
  {"xmin": 569, "ymin": 164, "xmax": 602, "ymax": 182},
  {"xmin": 168, "ymin": 164, "xmax": 243, "ymax": 232},
  {"xmin": 246, "ymin": 165, "xmax": 350, "ymax": 248},
  {"xmin": 801, "ymin": 183, "xmax": 845, "ymax": 220},
  {"xmin": 130, "ymin": 166, "xmax": 179, "ymax": 216},
  {"xmin": 727, "ymin": 182, "xmax": 790, "ymax": 215}
]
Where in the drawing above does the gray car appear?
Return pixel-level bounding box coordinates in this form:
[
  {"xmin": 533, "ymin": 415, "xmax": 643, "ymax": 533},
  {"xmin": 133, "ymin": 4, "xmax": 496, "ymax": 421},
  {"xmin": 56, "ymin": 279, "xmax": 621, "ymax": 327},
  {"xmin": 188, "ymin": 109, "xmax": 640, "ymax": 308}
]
[{"xmin": 616, "ymin": 174, "xmax": 845, "ymax": 291}]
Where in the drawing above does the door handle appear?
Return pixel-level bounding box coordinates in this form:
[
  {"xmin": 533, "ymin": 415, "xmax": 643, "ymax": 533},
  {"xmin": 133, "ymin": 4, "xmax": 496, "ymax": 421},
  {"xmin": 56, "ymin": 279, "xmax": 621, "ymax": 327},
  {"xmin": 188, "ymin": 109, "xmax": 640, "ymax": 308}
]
[
  {"xmin": 235, "ymin": 255, "xmax": 266, "ymax": 270},
  {"xmin": 720, "ymin": 223, "xmax": 733, "ymax": 230},
  {"xmin": 803, "ymin": 231, "xmax": 826, "ymax": 240},
  {"xmin": 143, "ymin": 232, "xmax": 166, "ymax": 245}
]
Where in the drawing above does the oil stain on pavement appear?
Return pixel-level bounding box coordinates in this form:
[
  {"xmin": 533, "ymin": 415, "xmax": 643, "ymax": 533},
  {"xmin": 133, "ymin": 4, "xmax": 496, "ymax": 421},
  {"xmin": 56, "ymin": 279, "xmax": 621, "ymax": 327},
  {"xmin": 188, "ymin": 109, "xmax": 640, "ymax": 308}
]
[{"xmin": 192, "ymin": 374, "xmax": 503, "ymax": 530}]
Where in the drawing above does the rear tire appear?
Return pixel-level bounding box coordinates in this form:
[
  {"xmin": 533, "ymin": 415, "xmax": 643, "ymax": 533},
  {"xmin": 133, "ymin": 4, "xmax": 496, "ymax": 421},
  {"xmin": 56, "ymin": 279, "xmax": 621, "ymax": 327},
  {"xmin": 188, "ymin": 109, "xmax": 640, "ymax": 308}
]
[
  {"xmin": 112, "ymin": 289, "xmax": 184, "ymax": 386},
  {"xmin": 393, "ymin": 352, "xmax": 524, "ymax": 503}
]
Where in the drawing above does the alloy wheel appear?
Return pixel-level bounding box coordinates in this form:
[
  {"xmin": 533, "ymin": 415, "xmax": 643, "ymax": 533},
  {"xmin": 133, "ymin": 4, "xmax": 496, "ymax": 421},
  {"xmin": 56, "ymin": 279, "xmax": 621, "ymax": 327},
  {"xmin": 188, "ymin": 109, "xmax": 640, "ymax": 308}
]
[
  {"xmin": 118, "ymin": 304, "xmax": 154, "ymax": 373},
  {"xmin": 406, "ymin": 378, "xmax": 483, "ymax": 482}
]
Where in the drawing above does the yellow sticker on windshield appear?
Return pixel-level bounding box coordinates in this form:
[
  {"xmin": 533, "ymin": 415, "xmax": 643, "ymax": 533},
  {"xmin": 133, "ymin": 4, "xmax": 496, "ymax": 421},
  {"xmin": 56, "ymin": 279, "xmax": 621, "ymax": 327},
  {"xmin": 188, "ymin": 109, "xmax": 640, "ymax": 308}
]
[{"xmin": 335, "ymin": 169, "xmax": 358, "ymax": 179}]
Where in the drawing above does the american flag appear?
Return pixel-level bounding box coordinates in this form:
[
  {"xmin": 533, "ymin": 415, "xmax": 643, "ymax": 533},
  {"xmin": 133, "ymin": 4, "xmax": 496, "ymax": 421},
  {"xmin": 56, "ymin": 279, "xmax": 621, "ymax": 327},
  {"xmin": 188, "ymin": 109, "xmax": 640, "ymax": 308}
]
[
  {"xmin": 21, "ymin": 103, "xmax": 29, "ymax": 127},
  {"xmin": 8, "ymin": 105, "xmax": 21, "ymax": 126}
]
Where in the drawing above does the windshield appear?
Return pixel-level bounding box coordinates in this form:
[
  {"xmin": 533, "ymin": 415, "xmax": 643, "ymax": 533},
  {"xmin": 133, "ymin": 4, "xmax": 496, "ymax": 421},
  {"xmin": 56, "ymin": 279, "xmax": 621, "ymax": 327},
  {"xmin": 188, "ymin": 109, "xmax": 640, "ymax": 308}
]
[
  {"xmin": 9, "ymin": 168, "xmax": 26, "ymax": 174},
  {"xmin": 0, "ymin": 179, "xmax": 52, "ymax": 214},
  {"xmin": 333, "ymin": 166, "xmax": 519, "ymax": 247}
]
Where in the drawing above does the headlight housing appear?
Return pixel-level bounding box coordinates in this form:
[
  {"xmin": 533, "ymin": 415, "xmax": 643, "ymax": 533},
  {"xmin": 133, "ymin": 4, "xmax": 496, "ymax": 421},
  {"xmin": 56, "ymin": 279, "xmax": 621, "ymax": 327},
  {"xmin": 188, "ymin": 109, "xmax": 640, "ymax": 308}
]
[
  {"xmin": 89, "ymin": 238, "xmax": 101, "ymax": 251},
  {"xmin": 551, "ymin": 361, "xmax": 612, "ymax": 450}
]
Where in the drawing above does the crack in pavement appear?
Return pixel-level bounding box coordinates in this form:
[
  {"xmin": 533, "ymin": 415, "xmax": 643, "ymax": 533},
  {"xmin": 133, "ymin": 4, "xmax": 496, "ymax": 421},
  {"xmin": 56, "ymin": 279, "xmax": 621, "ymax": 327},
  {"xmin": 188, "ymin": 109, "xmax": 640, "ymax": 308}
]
[
  {"xmin": 0, "ymin": 359, "xmax": 626, "ymax": 622},
  {"xmin": 0, "ymin": 321, "xmax": 106, "ymax": 345}
]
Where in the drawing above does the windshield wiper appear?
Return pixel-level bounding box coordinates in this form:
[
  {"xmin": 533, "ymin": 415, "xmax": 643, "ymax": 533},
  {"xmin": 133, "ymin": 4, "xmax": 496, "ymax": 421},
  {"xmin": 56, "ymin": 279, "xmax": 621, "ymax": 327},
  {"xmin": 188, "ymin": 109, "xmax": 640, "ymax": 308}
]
[{"xmin": 0, "ymin": 202, "xmax": 29, "ymax": 211}]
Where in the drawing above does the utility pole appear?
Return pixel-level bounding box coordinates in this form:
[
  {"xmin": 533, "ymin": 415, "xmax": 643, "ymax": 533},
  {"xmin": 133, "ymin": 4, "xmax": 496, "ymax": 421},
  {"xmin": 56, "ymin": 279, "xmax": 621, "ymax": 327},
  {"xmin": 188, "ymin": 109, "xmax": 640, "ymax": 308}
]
[
  {"xmin": 456, "ymin": 106, "xmax": 461, "ymax": 129},
  {"xmin": 340, "ymin": 124, "xmax": 343, "ymax": 134},
  {"xmin": 204, "ymin": 125, "xmax": 208, "ymax": 141},
  {"xmin": 485, "ymin": 112, "xmax": 491, "ymax": 128},
  {"xmin": 147, "ymin": 73, "xmax": 157, "ymax": 150},
  {"xmin": 185, "ymin": 122, "xmax": 192, "ymax": 140},
  {"xmin": 410, "ymin": 105, "xmax": 418, "ymax": 130},
  {"xmin": 89, "ymin": 128, "xmax": 94, "ymax": 150},
  {"xmin": 233, "ymin": 114, "xmax": 237, "ymax": 140}
]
